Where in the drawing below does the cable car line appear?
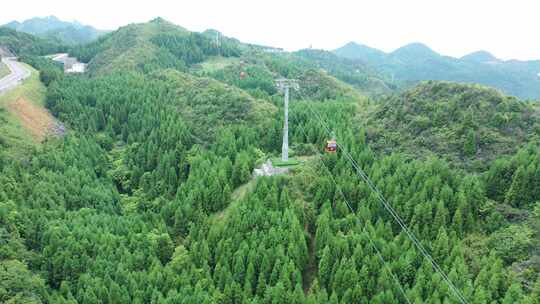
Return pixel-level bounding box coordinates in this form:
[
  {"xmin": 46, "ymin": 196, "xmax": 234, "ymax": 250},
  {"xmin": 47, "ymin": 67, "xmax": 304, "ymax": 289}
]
[
  {"xmin": 303, "ymin": 100, "xmax": 469, "ymax": 304},
  {"xmin": 296, "ymin": 124, "xmax": 413, "ymax": 304},
  {"xmin": 294, "ymin": 92, "xmax": 470, "ymax": 304}
]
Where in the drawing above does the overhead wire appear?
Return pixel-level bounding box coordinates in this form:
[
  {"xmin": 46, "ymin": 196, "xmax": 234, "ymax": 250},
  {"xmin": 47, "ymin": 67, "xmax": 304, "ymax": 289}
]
[
  {"xmin": 292, "ymin": 90, "xmax": 469, "ymax": 304},
  {"xmin": 295, "ymin": 122, "xmax": 413, "ymax": 304}
]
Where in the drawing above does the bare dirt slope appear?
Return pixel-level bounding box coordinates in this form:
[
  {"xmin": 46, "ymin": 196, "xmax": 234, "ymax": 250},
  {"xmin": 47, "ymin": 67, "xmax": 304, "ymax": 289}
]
[
  {"xmin": 0, "ymin": 64, "xmax": 64, "ymax": 158},
  {"xmin": 6, "ymin": 97, "xmax": 58, "ymax": 142}
]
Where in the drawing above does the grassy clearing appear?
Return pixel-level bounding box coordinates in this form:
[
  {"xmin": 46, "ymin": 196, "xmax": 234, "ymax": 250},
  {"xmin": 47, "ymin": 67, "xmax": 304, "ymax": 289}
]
[
  {"xmin": 0, "ymin": 64, "xmax": 48, "ymax": 158},
  {"xmin": 0, "ymin": 60, "xmax": 9, "ymax": 79},
  {"xmin": 271, "ymin": 157, "xmax": 301, "ymax": 167},
  {"xmin": 212, "ymin": 155, "xmax": 319, "ymax": 224},
  {"xmin": 196, "ymin": 57, "xmax": 239, "ymax": 73},
  {"xmin": 212, "ymin": 178, "xmax": 257, "ymax": 223}
]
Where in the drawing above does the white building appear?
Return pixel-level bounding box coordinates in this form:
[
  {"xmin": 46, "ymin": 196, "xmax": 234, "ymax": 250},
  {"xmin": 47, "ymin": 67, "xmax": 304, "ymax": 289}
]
[
  {"xmin": 67, "ymin": 63, "xmax": 87, "ymax": 73},
  {"xmin": 51, "ymin": 53, "xmax": 86, "ymax": 74}
]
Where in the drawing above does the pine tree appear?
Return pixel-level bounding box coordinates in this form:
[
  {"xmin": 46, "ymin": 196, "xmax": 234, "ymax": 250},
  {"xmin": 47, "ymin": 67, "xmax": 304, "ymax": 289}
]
[
  {"xmin": 502, "ymin": 283, "xmax": 523, "ymax": 304},
  {"xmin": 463, "ymin": 130, "xmax": 477, "ymax": 156},
  {"xmin": 505, "ymin": 166, "xmax": 528, "ymax": 207},
  {"xmin": 318, "ymin": 246, "xmax": 332, "ymax": 289}
]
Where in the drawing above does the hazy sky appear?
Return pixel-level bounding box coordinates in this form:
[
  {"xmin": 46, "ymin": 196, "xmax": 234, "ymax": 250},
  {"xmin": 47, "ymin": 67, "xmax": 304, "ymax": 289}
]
[{"xmin": 2, "ymin": 0, "xmax": 539, "ymax": 60}]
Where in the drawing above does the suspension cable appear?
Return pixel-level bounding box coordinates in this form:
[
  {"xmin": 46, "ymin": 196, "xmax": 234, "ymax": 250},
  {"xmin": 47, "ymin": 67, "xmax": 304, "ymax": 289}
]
[
  {"xmin": 296, "ymin": 123, "xmax": 413, "ymax": 304},
  {"xmin": 293, "ymin": 92, "xmax": 469, "ymax": 304}
]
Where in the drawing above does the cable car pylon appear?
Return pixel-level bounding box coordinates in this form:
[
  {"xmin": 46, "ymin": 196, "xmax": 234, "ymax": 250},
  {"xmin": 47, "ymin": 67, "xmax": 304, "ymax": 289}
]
[{"xmin": 276, "ymin": 78, "xmax": 299, "ymax": 162}]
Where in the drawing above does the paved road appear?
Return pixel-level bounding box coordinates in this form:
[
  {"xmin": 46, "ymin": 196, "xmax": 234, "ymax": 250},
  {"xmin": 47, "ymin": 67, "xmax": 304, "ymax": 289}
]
[{"xmin": 0, "ymin": 57, "xmax": 31, "ymax": 95}]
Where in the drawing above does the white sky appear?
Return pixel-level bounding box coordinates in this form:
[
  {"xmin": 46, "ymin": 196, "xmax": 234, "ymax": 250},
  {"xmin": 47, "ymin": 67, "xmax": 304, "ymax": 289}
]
[{"xmin": 1, "ymin": 0, "xmax": 539, "ymax": 60}]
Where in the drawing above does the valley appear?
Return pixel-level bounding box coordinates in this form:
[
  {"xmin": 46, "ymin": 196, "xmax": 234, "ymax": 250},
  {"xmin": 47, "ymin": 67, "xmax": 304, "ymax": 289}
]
[{"xmin": 0, "ymin": 14, "xmax": 539, "ymax": 304}]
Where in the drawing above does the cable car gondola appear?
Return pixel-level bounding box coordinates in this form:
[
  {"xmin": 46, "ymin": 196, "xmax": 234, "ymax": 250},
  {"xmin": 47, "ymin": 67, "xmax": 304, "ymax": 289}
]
[{"xmin": 325, "ymin": 139, "xmax": 337, "ymax": 153}]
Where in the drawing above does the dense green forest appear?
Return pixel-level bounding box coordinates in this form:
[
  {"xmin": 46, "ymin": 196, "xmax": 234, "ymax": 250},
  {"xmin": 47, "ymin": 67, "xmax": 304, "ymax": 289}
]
[
  {"xmin": 1, "ymin": 18, "xmax": 540, "ymax": 304},
  {"xmin": 366, "ymin": 81, "xmax": 540, "ymax": 170},
  {"xmin": 0, "ymin": 27, "xmax": 65, "ymax": 56}
]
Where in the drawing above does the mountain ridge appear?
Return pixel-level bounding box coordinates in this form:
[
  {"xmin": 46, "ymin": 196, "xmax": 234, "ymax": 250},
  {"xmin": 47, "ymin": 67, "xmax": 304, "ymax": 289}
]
[
  {"xmin": 461, "ymin": 50, "xmax": 501, "ymax": 63},
  {"xmin": 390, "ymin": 42, "xmax": 439, "ymax": 59},
  {"xmin": 2, "ymin": 15, "xmax": 108, "ymax": 45},
  {"xmin": 334, "ymin": 41, "xmax": 540, "ymax": 99}
]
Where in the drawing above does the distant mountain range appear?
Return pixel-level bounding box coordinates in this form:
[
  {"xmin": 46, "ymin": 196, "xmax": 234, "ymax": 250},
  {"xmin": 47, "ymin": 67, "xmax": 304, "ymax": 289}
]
[
  {"xmin": 334, "ymin": 42, "xmax": 540, "ymax": 100},
  {"xmin": 2, "ymin": 16, "xmax": 540, "ymax": 99},
  {"xmin": 2, "ymin": 16, "xmax": 107, "ymax": 45}
]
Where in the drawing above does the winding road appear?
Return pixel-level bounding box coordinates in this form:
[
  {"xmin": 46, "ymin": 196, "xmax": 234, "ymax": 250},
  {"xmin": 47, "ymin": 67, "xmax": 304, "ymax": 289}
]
[{"xmin": 0, "ymin": 57, "xmax": 31, "ymax": 95}]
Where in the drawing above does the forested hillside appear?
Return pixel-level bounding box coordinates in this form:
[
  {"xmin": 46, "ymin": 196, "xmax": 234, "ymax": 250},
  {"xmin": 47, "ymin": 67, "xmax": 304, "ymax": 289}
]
[
  {"xmin": 0, "ymin": 27, "xmax": 65, "ymax": 56},
  {"xmin": 334, "ymin": 41, "xmax": 540, "ymax": 100},
  {"xmin": 366, "ymin": 81, "xmax": 540, "ymax": 170},
  {"xmin": 68, "ymin": 18, "xmax": 368, "ymax": 100},
  {"xmin": 69, "ymin": 18, "xmax": 241, "ymax": 75},
  {"xmin": 1, "ymin": 18, "xmax": 540, "ymax": 304},
  {"xmin": 291, "ymin": 49, "xmax": 395, "ymax": 97}
]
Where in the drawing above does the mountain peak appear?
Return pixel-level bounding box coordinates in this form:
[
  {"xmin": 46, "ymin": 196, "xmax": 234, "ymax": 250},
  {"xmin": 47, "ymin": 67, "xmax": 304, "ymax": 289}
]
[
  {"xmin": 333, "ymin": 41, "xmax": 387, "ymax": 62},
  {"xmin": 337, "ymin": 41, "xmax": 384, "ymax": 52},
  {"xmin": 4, "ymin": 20, "xmax": 21, "ymax": 27},
  {"xmin": 150, "ymin": 17, "xmax": 167, "ymax": 24},
  {"xmin": 147, "ymin": 17, "xmax": 187, "ymax": 31},
  {"xmin": 461, "ymin": 50, "xmax": 500, "ymax": 63},
  {"xmin": 342, "ymin": 41, "xmax": 363, "ymax": 48},
  {"xmin": 392, "ymin": 42, "xmax": 436, "ymax": 55},
  {"xmin": 389, "ymin": 42, "xmax": 440, "ymax": 62}
]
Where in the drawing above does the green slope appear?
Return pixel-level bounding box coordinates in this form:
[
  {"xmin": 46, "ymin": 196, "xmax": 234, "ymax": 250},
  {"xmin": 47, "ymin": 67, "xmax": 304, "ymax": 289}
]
[
  {"xmin": 69, "ymin": 18, "xmax": 240, "ymax": 76},
  {"xmin": 0, "ymin": 27, "xmax": 64, "ymax": 55},
  {"xmin": 366, "ymin": 81, "xmax": 540, "ymax": 170},
  {"xmin": 74, "ymin": 18, "xmax": 367, "ymax": 103},
  {"xmin": 288, "ymin": 49, "xmax": 394, "ymax": 97},
  {"xmin": 0, "ymin": 64, "xmax": 49, "ymax": 160},
  {"xmin": 202, "ymin": 54, "xmax": 364, "ymax": 102}
]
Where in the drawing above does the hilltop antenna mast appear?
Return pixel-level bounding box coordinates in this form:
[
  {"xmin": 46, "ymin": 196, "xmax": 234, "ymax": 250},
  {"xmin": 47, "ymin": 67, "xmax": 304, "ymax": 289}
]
[
  {"xmin": 276, "ymin": 78, "xmax": 299, "ymax": 162},
  {"xmin": 215, "ymin": 31, "xmax": 221, "ymax": 57},
  {"xmin": 215, "ymin": 32, "xmax": 220, "ymax": 47}
]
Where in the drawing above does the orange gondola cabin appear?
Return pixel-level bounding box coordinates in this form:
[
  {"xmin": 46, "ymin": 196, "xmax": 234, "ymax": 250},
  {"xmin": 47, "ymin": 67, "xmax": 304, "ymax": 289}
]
[{"xmin": 325, "ymin": 139, "xmax": 337, "ymax": 153}]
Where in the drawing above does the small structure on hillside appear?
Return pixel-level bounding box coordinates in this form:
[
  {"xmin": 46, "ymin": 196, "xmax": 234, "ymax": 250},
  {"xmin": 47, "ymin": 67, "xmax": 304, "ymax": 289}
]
[
  {"xmin": 253, "ymin": 160, "xmax": 289, "ymax": 177},
  {"xmin": 263, "ymin": 47, "xmax": 285, "ymax": 53},
  {"xmin": 51, "ymin": 53, "xmax": 86, "ymax": 73},
  {"xmin": 67, "ymin": 62, "xmax": 86, "ymax": 73}
]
